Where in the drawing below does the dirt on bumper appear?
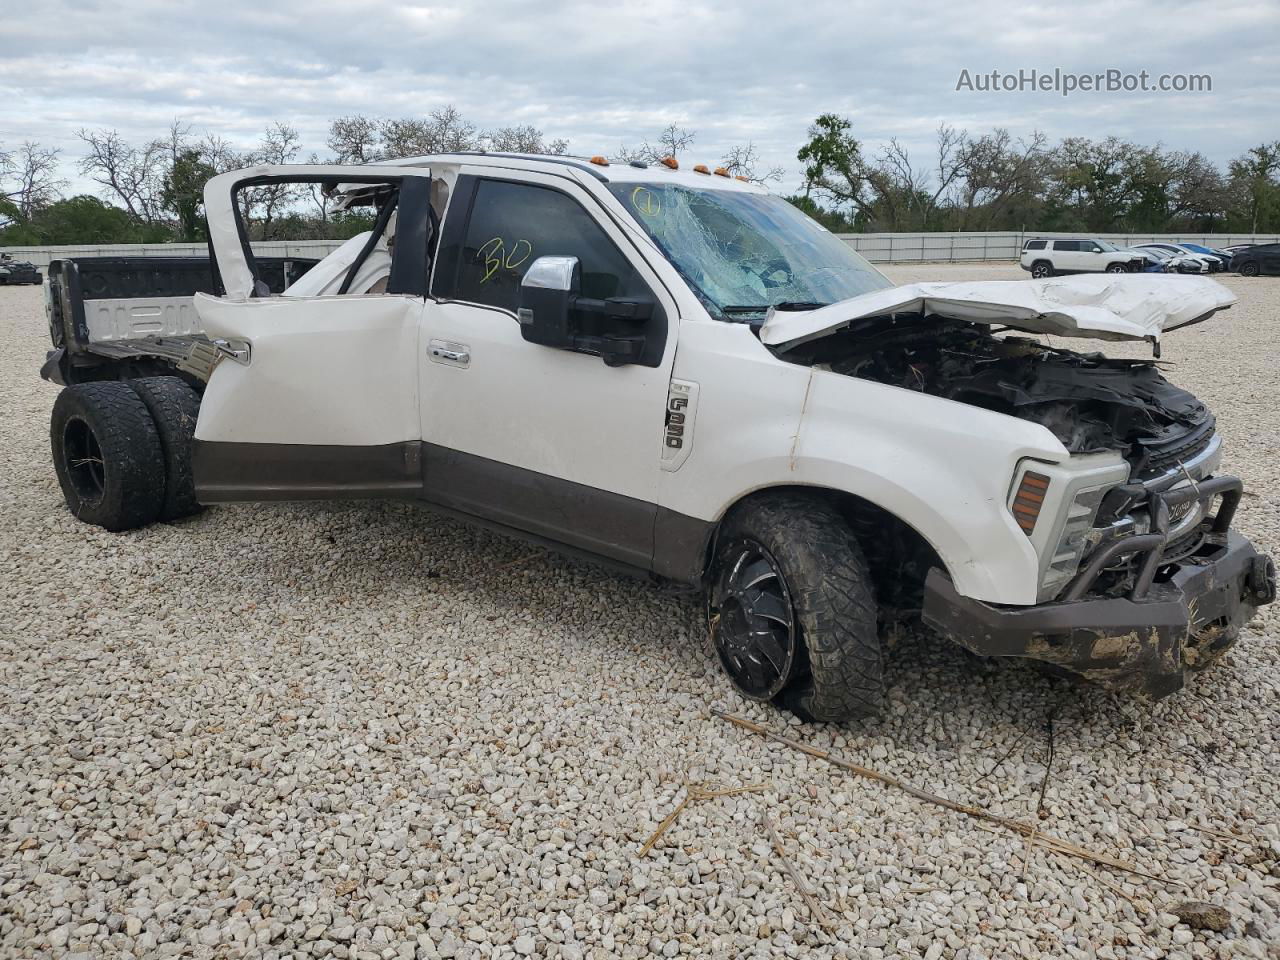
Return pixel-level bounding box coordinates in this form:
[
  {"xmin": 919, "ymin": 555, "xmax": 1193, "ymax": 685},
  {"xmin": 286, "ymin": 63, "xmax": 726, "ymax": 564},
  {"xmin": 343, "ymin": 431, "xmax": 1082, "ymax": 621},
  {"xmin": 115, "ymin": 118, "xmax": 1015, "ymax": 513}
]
[{"xmin": 922, "ymin": 531, "xmax": 1276, "ymax": 697}]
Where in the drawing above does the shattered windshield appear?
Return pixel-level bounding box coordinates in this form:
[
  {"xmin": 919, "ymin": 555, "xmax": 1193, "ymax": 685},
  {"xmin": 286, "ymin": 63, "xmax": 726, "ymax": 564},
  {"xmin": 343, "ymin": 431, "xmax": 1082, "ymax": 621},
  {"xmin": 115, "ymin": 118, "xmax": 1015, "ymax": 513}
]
[{"xmin": 609, "ymin": 183, "xmax": 891, "ymax": 321}]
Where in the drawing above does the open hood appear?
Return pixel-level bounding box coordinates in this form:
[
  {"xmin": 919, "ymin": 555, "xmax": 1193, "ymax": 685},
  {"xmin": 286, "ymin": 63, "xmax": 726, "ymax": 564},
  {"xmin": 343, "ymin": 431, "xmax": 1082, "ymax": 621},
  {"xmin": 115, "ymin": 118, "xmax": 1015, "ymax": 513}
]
[{"xmin": 760, "ymin": 274, "xmax": 1236, "ymax": 352}]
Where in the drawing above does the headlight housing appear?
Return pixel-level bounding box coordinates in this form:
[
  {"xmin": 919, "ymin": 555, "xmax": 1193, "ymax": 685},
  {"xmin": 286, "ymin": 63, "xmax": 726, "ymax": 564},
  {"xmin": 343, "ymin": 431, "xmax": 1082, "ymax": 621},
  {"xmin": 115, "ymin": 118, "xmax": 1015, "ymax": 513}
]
[{"xmin": 1009, "ymin": 453, "xmax": 1130, "ymax": 602}]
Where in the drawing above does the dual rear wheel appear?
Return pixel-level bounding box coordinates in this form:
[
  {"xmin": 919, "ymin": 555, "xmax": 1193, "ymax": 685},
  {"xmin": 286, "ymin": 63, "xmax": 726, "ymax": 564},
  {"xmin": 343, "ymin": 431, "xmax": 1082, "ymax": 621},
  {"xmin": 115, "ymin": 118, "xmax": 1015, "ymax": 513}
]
[{"xmin": 50, "ymin": 377, "xmax": 201, "ymax": 531}]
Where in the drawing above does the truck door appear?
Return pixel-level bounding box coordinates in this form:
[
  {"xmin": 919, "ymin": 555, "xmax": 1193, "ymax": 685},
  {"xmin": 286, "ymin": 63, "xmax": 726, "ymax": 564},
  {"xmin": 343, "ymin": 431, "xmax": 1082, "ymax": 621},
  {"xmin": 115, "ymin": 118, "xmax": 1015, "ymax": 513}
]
[
  {"xmin": 192, "ymin": 172, "xmax": 433, "ymax": 501},
  {"xmin": 417, "ymin": 170, "xmax": 678, "ymax": 570}
]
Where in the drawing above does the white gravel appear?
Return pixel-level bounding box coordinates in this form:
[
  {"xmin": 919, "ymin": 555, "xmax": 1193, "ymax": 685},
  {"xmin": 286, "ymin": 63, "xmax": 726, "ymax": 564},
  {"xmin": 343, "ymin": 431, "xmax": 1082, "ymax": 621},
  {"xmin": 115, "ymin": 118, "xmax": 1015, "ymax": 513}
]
[{"xmin": 1, "ymin": 265, "xmax": 1278, "ymax": 960}]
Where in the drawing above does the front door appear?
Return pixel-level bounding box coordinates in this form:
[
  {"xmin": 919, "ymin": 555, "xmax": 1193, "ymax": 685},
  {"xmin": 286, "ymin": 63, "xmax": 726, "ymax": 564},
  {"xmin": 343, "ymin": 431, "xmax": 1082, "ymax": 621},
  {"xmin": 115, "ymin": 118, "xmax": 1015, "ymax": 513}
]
[{"xmin": 418, "ymin": 170, "xmax": 678, "ymax": 569}]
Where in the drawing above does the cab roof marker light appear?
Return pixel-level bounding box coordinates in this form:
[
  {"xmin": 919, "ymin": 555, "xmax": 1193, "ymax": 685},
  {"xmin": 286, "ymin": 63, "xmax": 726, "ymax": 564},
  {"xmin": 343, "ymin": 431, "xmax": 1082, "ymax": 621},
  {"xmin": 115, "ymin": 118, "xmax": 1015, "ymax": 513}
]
[
  {"xmin": 713, "ymin": 167, "xmax": 730, "ymax": 177},
  {"xmin": 734, "ymin": 175, "xmax": 749, "ymax": 182},
  {"xmin": 589, "ymin": 156, "xmax": 609, "ymax": 166},
  {"xmin": 693, "ymin": 164, "xmax": 710, "ymax": 174},
  {"xmin": 660, "ymin": 156, "xmax": 679, "ymax": 170}
]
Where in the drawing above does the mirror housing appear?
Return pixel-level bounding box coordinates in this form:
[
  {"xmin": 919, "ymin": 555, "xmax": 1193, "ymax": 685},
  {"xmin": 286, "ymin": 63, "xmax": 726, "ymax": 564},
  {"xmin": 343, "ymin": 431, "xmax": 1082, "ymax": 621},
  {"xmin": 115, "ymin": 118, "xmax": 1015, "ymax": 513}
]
[
  {"xmin": 517, "ymin": 256, "xmax": 657, "ymax": 366},
  {"xmin": 517, "ymin": 256, "xmax": 579, "ymax": 350}
]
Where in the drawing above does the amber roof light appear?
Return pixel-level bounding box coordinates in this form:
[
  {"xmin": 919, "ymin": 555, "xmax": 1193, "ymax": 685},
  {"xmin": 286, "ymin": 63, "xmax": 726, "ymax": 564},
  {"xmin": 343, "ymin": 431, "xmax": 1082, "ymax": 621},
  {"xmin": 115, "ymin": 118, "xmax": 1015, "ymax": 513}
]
[
  {"xmin": 659, "ymin": 156, "xmax": 679, "ymax": 170},
  {"xmin": 589, "ymin": 156, "xmax": 609, "ymax": 166}
]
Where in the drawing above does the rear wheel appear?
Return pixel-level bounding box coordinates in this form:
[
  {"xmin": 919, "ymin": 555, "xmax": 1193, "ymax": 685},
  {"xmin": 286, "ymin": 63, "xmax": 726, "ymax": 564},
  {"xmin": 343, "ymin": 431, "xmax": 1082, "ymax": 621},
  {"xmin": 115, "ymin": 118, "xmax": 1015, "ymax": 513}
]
[
  {"xmin": 1030, "ymin": 260, "xmax": 1053, "ymax": 279},
  {"xmin": 50, "ymin": 382, "xmax": 165, "ymax": 531},
  {"xmin": 129, "ymin": 376, "xmax": 202, "ymax": 520},
  {"xmin": 708, "ymin": 494, "xmax": 882, "ymax": 722},
  {"xmin": 1239, "ymin": 261, "xmax": 1260, "ymax": 277}
]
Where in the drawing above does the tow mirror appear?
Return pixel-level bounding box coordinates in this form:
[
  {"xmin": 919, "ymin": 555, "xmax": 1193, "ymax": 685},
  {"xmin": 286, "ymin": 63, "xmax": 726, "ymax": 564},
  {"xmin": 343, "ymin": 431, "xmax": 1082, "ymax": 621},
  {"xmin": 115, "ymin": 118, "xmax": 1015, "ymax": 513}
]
[
  {"xmin": 517, "ymin": 256, "xmax": 655, "ymax": 366},
  {"xmin": 517, "ymin": 256, "xmax": 579, "ymax": 350}
]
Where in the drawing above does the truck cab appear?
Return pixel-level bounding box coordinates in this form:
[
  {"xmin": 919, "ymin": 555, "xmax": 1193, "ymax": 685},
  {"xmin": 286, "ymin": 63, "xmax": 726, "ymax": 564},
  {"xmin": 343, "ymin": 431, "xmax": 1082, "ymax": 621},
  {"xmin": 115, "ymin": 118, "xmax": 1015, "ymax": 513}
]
[{"xmin": 40, "ymin": 154, "xmax": 1275, "ymax": 721}]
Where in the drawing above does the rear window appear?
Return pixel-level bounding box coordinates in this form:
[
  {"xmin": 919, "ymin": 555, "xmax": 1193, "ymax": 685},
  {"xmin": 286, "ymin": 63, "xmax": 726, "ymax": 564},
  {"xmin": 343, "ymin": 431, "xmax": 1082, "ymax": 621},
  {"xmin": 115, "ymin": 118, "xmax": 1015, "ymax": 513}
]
[{"xmin": 1024, "ymin": 240, "xmax": 1046, "ymax": 250}]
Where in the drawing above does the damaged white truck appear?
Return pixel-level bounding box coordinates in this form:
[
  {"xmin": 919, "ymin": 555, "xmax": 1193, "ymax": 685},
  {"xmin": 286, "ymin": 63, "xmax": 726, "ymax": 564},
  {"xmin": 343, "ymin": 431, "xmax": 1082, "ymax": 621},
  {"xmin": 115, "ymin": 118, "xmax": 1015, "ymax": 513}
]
[{"xmin": 40, "ymin": 153, "xmax": 1276, "ymax": 721}]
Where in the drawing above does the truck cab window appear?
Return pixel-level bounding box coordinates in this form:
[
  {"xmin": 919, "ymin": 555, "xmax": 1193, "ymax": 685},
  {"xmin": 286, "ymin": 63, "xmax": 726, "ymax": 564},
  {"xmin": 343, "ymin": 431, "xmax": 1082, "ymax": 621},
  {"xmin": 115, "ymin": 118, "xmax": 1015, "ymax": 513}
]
[{"xmin": 442, "ymin": 179, "xmax": 649, "ymax": 312}]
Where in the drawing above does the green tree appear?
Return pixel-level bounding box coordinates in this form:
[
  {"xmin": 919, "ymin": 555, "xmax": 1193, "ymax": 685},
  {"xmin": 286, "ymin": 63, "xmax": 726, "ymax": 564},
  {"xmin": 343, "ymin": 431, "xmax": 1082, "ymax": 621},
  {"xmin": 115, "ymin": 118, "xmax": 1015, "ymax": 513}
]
[{"xmin": 161, "ymin": 149, "xmax": 216, "ymax": 241}]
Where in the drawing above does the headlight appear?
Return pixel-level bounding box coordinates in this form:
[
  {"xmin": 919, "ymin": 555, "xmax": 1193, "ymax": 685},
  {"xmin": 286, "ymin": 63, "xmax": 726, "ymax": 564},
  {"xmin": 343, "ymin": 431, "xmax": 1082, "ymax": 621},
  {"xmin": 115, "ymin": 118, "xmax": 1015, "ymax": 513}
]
[{"xmin": 1010, "ymin": 453, "xmax": 1131, "ymax": 602}]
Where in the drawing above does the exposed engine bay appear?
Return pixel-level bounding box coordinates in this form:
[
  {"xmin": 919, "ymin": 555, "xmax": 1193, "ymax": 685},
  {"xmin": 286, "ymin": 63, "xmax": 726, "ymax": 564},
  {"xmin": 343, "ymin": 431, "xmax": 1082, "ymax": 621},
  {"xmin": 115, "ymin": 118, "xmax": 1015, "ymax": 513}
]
[{"xmin": 780, "ymin": 315, "xmax": 1213, "ymax": 479}]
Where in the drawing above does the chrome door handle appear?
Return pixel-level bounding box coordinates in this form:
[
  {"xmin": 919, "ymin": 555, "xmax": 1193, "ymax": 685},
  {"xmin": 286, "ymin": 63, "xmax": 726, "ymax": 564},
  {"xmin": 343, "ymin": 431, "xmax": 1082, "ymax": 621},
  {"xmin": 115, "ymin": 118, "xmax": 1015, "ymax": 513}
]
[
  {"xmin": 428, "ymin": 339, "xmax": 470, "ymax": 368},
  {"xmin": 211, "ymin": 338, "xmax": 252, "ymax": 365}
]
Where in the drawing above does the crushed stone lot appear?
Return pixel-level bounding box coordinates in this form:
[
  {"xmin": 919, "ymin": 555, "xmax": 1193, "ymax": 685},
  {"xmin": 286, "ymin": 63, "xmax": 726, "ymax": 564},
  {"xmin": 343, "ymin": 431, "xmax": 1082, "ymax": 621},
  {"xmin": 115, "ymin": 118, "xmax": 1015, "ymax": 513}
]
[{"xmin": 1, "ymin": 263, "xmax": 1278, "ymax": 960}]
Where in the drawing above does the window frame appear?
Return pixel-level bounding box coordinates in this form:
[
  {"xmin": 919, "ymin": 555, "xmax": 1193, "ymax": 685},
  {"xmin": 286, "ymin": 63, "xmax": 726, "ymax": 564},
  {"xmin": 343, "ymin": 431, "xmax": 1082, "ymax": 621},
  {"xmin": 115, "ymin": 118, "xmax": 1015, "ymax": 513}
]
[{"xmin": 428, "ymin": 170, "xmax": 672, "ymax": 367}]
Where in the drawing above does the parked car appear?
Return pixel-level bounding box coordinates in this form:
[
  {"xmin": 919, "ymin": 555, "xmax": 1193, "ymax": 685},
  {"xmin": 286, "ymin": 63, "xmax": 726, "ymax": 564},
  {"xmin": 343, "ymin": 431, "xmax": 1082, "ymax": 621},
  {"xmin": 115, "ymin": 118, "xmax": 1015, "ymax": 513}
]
[
  {"xmin": 1221, "ymin": 244, "xmax": 1258, "ymax": 256},
  {"xmin": 1229, "ymin": 242, "xmax": 1280, "ymax": 277},
  {"xmin": 1130, "ymin": 246, "xmax": 1208, "ymax": 274},
  {"xmin": 1133, "ymin": 244, "xmax": 1214, "ymax": 273},
  {"xmin": 1176, "ymin": 243, "xmax": 1232, "ymax": 271},
  {"xmin": 1019, "ymin": 238, "xmax": 1145, "ymax": 278},
  {"xmin": 0, "ymin": 253, "xmax": 42, "ymax": 285},
  {"xmin": 1124, "ymin": 248, "xmax": 1172, "ymax": 273},
  {"xmin": 38, "ymin": 155, "xmax": 1275, "ymax": 721}
]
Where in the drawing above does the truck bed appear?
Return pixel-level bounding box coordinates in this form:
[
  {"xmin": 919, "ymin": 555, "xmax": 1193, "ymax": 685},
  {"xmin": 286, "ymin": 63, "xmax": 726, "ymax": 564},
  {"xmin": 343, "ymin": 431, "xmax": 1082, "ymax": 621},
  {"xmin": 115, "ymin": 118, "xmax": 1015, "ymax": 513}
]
[{"xmin": 43, "ymin": 256, "xmax": 317, "ymax": 386}]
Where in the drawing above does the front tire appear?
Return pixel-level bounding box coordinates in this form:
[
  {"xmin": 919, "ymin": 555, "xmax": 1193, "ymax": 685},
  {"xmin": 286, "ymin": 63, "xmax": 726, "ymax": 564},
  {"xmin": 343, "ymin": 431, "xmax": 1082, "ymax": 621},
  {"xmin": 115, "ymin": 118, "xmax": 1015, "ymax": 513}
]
[
  {"xmin": 50, "ymin": 382, "xmax": 166, "ymax": 531},
  {"xmin": 1030, "ymin": 260, "xmax": 1054, "ymax": 279},
  {"xmin": 708, "ymin": 494, "xmax": 882, "ymax": 721},
  {"xmin": 1105, "ymin": 262, "xmax": 1128, "ymax": 273}
]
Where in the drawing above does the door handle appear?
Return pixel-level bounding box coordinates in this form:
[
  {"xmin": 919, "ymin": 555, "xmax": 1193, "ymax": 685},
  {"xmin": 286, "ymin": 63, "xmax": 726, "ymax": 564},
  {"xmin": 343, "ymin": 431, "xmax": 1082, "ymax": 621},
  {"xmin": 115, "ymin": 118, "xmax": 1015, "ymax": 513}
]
[
  {"xmin": 428, "ymin": 339, "xmax": 470, "ymax": 368},
  {"xmin": 211, "ymin": 338, "xmax": 252, "ymax": 365}
]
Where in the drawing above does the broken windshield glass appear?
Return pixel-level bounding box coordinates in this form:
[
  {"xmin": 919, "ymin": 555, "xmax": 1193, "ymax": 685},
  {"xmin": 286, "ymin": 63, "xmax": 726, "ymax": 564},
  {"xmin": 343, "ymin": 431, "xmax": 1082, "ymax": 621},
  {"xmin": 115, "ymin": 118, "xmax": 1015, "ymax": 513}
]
[{"xmin": 609, "ymin": 183, "xmax": 891, "ymax": 321}]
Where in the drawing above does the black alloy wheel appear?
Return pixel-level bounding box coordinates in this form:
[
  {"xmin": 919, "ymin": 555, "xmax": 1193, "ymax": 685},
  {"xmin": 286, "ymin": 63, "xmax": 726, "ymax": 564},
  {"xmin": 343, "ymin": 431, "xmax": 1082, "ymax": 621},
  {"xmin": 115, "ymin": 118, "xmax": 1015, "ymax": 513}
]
[
  {"xmin": 62, "ymin": 416, "xmax": 107, "ymax": 503},
  {"xmin": 710, "ymin": 537, "xmax": 801, "ymax": 699}
]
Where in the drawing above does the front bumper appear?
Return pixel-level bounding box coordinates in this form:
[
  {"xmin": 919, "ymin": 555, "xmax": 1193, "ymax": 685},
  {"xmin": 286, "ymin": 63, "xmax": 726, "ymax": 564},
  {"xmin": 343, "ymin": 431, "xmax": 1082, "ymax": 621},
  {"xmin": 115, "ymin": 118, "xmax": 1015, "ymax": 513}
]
[{"xmin": 923, "ymin": 481, "xmax": 1275, "ymax": 697}]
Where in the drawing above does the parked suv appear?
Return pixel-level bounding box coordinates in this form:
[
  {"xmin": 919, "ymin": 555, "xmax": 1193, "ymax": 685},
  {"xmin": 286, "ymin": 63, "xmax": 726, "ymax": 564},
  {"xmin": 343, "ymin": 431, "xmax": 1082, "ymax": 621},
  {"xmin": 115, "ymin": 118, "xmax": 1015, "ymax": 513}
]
[
  {"xmin": 1020, "ymin": 238, "xmax": 1145, "ymax": 278},
  {"xmin": 1230, "ymin": 243, "xmax": 1280, "ymax": 277},
  {"xmin": 38, "ymin": 155, "xmax": 1275, "ymax": 721}
]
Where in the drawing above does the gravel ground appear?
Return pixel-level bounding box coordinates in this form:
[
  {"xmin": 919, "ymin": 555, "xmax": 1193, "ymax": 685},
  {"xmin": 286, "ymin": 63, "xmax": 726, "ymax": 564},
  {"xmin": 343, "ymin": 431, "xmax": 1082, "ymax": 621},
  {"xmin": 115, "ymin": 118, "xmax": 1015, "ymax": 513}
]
[{"xmin": 1, "ymin": 265, "xmax": 1278, "ymax": 960}]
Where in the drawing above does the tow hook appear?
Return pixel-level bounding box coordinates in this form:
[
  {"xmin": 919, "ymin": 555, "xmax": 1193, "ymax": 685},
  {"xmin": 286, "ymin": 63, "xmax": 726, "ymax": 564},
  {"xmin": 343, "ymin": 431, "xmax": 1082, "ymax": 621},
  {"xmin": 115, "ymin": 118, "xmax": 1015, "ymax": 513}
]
[{"xmin": 1247, "ymin": 555, "xmax": 1277, "ymax": 605}]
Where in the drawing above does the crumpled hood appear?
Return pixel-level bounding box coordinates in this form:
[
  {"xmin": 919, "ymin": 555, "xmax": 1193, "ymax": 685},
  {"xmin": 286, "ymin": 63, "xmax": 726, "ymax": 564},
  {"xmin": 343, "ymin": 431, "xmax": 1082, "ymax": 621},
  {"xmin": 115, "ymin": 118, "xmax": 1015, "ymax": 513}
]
[{"xmin": 760, "ymin": 274, "xmax": 1236, "ymax": 351}]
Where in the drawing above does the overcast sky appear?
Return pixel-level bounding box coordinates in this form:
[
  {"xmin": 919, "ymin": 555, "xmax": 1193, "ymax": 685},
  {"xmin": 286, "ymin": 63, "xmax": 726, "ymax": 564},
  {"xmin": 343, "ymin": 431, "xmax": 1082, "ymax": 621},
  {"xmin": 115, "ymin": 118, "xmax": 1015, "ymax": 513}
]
[{"xmin": 2, "ymin": 0, "xmax": 1276, "ymax": 197}]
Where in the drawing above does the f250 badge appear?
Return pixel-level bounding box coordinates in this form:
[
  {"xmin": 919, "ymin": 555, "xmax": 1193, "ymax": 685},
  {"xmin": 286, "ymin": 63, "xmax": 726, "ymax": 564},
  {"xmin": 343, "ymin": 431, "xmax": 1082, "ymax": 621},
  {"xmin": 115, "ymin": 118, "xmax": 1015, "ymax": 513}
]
[{"xmin": 661, "ymin": 379, "xmax": 699, "ymax": 472}]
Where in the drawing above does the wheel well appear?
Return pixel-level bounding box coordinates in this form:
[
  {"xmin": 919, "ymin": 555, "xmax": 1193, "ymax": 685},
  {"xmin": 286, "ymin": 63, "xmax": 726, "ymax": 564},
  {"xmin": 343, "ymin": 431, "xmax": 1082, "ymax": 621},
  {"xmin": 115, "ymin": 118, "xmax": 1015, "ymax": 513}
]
[{"xmin": 709, "ymin": 486, "xmax": 947, "ymax": 619}]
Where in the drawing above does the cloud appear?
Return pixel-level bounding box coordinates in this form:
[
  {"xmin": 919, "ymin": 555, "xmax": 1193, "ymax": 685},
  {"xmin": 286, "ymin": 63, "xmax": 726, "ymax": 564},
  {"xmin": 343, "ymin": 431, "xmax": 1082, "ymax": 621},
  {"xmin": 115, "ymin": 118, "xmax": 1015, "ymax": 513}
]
[{"xmin": 1, "ymin": 0, "xmax": 1276, "ymax": 196}]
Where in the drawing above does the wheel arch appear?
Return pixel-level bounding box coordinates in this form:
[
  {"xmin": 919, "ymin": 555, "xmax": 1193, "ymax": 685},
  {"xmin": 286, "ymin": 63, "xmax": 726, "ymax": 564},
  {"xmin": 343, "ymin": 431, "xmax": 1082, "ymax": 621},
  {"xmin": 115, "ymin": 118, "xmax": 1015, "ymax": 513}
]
[{"xmin": 670, "ymin": 483, "xmax": 952, "ymax": 609}]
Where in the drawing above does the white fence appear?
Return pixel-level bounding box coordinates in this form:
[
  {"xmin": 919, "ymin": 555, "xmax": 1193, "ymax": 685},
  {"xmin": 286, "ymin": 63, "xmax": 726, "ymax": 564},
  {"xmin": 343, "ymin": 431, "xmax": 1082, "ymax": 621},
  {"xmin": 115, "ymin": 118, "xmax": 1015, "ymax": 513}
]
[
  {"xmin": 0, "ymin": 240, "xmax": 345, "ymax": 271},
  {"xmin": 835, "ymin": 232, "xmax": 1280, "ymax": 263},
  {"xmin": 4, "ymin": 233, "xmax": 1277, "ymax": 270}
]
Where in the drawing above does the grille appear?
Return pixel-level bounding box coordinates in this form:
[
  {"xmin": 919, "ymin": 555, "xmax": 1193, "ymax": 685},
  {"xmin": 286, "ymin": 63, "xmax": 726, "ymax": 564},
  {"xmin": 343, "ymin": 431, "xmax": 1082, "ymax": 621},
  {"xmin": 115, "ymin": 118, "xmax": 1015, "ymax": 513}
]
[{"xmin": 1137, "ymin": 418, "xmax": 1216, "ymax": 479}]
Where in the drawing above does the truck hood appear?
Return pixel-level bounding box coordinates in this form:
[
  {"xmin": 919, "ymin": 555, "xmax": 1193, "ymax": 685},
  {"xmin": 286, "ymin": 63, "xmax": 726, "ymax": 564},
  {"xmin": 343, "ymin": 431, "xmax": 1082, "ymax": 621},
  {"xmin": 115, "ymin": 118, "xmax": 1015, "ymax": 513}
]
[{"xmin": 760, "ymin": 274, "xmax": 1235, "ymax": 352}]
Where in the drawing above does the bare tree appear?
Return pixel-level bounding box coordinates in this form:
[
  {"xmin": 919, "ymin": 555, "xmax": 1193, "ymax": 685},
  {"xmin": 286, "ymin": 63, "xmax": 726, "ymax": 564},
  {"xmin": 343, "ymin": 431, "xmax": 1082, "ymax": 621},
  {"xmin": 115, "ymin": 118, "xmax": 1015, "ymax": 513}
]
[
  {"xmin": 617, "ymin": 123, "xmax": 696, "ymax": 165},
  {"xmin": 327, "ymin": 115, "xmax": 383, "ymax": 164},
  {"xmin": 483, "ymin": 124, "xmax": 568, "ymax": 155},
  {"xmin": 3, "ymin": 141, "xmax": 66, "ymax": 218},
  {"xmin": 379, "ymin": 106, "xmax": 481, "ymax": 159},
  {"xmin": 952, "ymin": 129, "xmax": 1049, "ymax": 229},
  {"xmin": 77, "ymin": 128, "xmax": 166, "ymax": 222},
  {"xmin": 720, "ymin": 142, "xmax": 783, "ymax": 184},
  {"xmin": 241, "ymin": 122, "xmax": 302, "ymax": 238}
]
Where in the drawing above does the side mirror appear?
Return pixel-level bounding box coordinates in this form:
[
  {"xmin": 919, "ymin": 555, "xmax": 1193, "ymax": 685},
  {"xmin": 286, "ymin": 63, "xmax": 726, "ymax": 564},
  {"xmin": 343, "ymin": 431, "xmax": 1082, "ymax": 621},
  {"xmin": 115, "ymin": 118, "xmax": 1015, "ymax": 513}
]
[
  {"xmin": 517, "ymin": 255, "xmax": 579, "ymax": 350},
  {"xmin": 517, "ymin": 255, "xmax": 657, "ymax": 367}
]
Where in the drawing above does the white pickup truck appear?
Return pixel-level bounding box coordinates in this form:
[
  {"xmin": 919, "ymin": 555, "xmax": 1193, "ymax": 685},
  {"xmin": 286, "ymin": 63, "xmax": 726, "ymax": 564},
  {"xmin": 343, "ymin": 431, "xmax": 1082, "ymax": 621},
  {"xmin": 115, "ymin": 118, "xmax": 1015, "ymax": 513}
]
[{"xmin": 41, "ymin": 153, "xmax": 1275, "ymax": 721}]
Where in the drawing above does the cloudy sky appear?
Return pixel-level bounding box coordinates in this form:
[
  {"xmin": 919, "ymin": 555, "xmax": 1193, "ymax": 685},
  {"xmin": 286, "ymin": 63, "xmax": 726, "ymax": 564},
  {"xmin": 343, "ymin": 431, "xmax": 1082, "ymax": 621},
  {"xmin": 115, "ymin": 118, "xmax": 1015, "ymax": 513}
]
[{"xmin": 2, "ymin": 0, "xmax": 1277, "ymax": 197}]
